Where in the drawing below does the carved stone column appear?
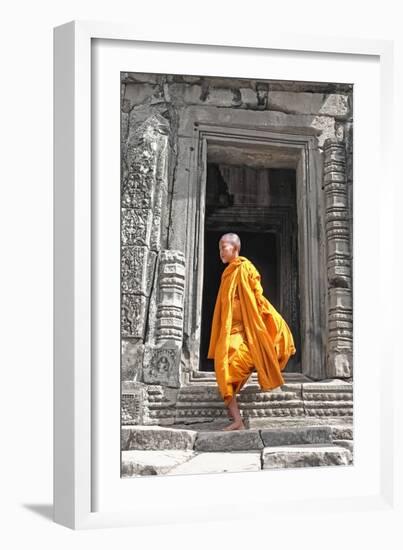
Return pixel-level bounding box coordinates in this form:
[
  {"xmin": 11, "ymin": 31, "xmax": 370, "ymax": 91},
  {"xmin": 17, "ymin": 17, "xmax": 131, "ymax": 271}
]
[
  {"xmin": 143, "ymin": 250, "xmax": 186, "ymax": 388},
  {"xmin": 121, "ymin": 113, "xmax": 170, "ymax": 380},
  {"xmin": 323, "ymin": 138, "xmax": 353, "ymax": 378}
]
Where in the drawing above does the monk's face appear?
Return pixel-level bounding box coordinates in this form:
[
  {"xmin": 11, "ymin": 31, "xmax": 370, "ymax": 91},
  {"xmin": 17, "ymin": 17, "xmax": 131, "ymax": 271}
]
[{"xmin": 219, "ymin": 238, "xmax": 239, "ymax": 264}]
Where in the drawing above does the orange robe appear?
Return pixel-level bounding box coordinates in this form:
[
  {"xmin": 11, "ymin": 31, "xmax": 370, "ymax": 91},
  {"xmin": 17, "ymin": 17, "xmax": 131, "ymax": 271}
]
[{"xmin": 207, "ymin": 255, "xmax": 296, "ymax": 405}]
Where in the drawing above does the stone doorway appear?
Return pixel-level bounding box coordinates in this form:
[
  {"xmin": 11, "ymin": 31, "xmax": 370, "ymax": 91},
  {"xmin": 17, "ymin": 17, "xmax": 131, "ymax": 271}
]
[
  {"xmin": 199, "ymin": 163, "xmax": 301, "ymax": 373},
  {"xmin": 187, "ymin": 126, "xmax": 327, "ymax": 382}
]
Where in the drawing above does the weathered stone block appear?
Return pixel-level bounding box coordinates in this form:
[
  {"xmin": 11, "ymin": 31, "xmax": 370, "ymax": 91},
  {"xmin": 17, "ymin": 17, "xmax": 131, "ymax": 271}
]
[
  {"xmin": 268, "ymin": 92, "xmax": 350, "ymax": 118},
  {"xmin": 121, "ymin": 246, "xmax": 148, "ymax": 294},
  {"xmin": 124, "ymin": 83, "xmax": 161, "ymax": 107},
  {"xmin": 260, "ymin": 426, "xmax": 333, "ymax": 446},
  {"xmin": 239, "ymin": 88, "xmax": 258, "ymax": 108},
  {"xmin": 166, "ymin": 83, "xmax": 204, "ymax": 104},
  {"xmin": 195, "ymin": 430, "xmax": 263, "ymax": 452},
  {"xmin": 302, "ymin": 380, "xmax": 352, "ymax": 392},
  {"xmin": 248, "ymin": 417, "xmax": 353, "ymax": 429},
  {"xmin": 143, "ymin": 345, "xmax": 182, "ymax": 387},
  {"xmin": 262, "ymin": 444, "xmax": 352, "ymax": 468},
  {"xmin": 321, "ymin": 94, "xmax": 350, "ymax": 118},
  {"xmin": 327, "ymin": 351, "xmax": 353, "ymax": 378},
  {"xmin": 121, "ymin": 449, "xmax": 195, "ymax": 476},
  {"xmin": 310, "ymin": 116, "xmax": 337, "ymax": 147},
  {"xmin": 121, "ymin": 294, "xmax": 147, "ymax": 338},
  {"xmin": 121, "ymin": 173, "xmax": 153, "ymax": 209},
  {"xmin": 121, "ymin": 339, "xmax": 144, "ymax": 381},
  {"xmin": 121, "ymin": 425, "xmax": 197, "ymax": 450},
  {"xmin": 204, "ymin": 87, "xmax": 235, "ymax": 107},
  {"xmin": 121, "ymin": 208, "xmax": 152, "ymax": 246},
  {"xmin": 144, "ymin": 385, "xmax": 178, "ymax": 426},
  {"xmin": 330, "ymin": 425, "xmax": 353, "ymax": 440},
  {"xmin": 122, "ymin": 73, "xmax": 159, "ymax": 84},
  {"xmin": 121, "ymin": 383, "xmax": 147, "ymax": 425}
]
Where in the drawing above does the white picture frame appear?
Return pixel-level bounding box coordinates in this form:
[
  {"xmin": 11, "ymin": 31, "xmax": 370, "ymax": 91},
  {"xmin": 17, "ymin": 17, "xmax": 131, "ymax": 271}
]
[{"xmin": 54, "ymin": 20, "xmax": 399, "ymax": 531}]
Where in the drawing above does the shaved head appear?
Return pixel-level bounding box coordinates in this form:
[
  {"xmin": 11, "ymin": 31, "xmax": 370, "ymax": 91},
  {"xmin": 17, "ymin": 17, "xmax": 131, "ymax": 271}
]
[{"xmin": 219, "ymin": 233, "xmax": 241, "ymax": 252}]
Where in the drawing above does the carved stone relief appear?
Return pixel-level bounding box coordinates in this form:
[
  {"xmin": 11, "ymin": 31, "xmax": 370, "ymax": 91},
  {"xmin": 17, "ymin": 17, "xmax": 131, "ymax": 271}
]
[
  {"xmin": 121, "ymin": 294, "xmax": 147, "ymax": 339},
  {"xmin": 121, "ymin": 113, "xmax": 170, "ymax": 325},
  {"xmin": 121, "ymin": 113, "xmax": 170, "ymax": 381},
  {"xmin": 121, "ymin": 383, "xmax": 147, "ymax": 425},
  {"xmin": 143, "ymin": 347, "xmax": 182, "ymax": 388},
  {"xmin": 143, "ymin": 250, "xmax": 186, "ymax": 388}
]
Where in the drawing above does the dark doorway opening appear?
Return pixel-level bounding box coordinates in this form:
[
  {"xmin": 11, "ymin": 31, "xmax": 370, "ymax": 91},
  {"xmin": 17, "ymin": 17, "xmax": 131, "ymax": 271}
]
[{"xmin": 199, "ymin": 162, "xmax": 301, "ymax": 373}]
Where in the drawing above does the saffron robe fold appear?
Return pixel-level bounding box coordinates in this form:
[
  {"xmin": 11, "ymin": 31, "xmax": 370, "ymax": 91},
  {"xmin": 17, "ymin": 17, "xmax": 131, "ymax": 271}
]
[
  {"xmin": 207, "ymin": 255, "xmax": 296, "ymax": 404},
  {"xmin": 224, "ymin": 287, "xmax": 255, "ymax": 405}
]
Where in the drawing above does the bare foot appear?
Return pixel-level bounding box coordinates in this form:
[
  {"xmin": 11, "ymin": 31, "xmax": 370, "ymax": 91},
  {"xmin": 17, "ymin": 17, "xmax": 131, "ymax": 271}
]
[{"xmin": 222, "ymin": 420, "xmax": 246, "ymax": 431}]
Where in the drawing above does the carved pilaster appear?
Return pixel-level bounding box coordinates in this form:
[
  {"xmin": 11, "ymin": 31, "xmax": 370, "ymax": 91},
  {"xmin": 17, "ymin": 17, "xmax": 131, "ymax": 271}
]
[
  {"xmin": 156, "ymin": 250, "xmax": 186, "ymax": 343},
  {"xmin": 143, "ymin": 250, "xmax": 186, "ymax": 388},
  {"xmin": 323, "ymin": 139, "xmax": 353, "ymax": 377}
]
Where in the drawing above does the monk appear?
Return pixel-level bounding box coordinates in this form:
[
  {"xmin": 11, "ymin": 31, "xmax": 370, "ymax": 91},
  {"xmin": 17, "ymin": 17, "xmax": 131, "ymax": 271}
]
[{"xmin": 207, "ymin": 233, "xmax": 296, "ymax": 431}]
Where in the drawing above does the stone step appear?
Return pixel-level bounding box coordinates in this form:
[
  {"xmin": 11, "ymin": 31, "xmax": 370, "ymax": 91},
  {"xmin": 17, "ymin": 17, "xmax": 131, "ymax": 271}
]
[
  {"xmin": 121, "ymin": 443, "xmax": 352, "ymax": 477},
  {"xmin": 173, "ymin": 416, "xmax": 353, "ymax": 435},
  {"xmin": 261, "ymin": 426, "xmax": 333, "ymax": 446},
  {"xmin": 262, "ymin": 444, "xmax": 352, "ymax": 469},
  {"xmin": 121, "ymin": 425, "xmax": 197, "ymax": 451},
  {"xmin": 195, "ymin": 430, "xmax": 264, "ymax": 452},
  {"xmin": 123, "ymin": 379, "xmax": 353, "ymax": 425},
  {"xmin": 122, "ymin": 422, "xmax": 352, "ymax": 452},
  {"xmin": 246, "ymin": 418, "xmax": 353, "ymax": 441}
]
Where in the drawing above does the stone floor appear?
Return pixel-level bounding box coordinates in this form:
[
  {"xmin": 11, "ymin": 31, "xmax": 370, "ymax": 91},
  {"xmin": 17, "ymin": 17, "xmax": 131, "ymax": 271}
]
[{"xmin": 121, "ymin": 418, "xmax": 353, "ymax": 477}]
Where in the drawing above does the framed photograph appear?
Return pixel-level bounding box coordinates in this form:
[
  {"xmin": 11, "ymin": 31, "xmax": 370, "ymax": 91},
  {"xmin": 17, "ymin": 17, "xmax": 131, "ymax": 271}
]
[{"xmin": 54, "ymin": 20, "xmax": 397, "ymax": 530}]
